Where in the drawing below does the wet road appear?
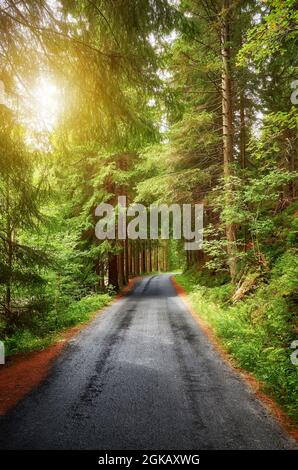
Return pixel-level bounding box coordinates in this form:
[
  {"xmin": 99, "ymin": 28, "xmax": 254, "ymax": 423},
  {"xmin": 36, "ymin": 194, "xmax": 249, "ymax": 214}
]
[{"xmin": 0, "ymin": 274, "xmax": 295, "ymax": 449}]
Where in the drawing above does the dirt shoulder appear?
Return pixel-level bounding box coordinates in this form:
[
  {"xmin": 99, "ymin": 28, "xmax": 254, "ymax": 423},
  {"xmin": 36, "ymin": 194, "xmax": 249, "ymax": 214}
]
[{"xmin": 0, "ymin": 278, "xmax": 139, "ymax": 416}]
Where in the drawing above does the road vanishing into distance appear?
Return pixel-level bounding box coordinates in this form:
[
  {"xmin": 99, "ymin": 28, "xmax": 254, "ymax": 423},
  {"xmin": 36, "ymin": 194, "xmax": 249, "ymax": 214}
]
[{"xmin": 0, "ymin": 275, "xmax": 295, "ymax": 450}]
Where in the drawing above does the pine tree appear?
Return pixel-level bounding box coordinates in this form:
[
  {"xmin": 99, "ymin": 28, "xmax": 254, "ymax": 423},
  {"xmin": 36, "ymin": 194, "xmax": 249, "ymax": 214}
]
[{"xmin": 0, "ymin": 105, "xmax": 49, "ymax": 321}]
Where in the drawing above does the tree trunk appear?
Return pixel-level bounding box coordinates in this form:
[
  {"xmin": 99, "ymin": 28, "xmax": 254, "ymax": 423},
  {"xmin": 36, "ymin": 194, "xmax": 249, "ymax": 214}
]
[
  {"xmin": 221, "ymin": 0, "xmax": 237, "ymax": 282},
  {"xmin": 118, "ymin": 245, "xmax": 125, "ymax": 289},
  {"xmin": 5, "ymin": 232, "xmax": 12, "ymax": 314},
  {"xmin": 100, "ymin": 262, "xmax": 106, "ymax": 291},
  {"xmin": 141, "ymin": 242, "xmax": 146, "ymax": 273},
  {"xmin": 164, "ymin": 242, "xmax": 168, "ymax": 272},
  {"xmin": 124, "ymin": 237, "xmax": 129, "ymax": 283},
  {"xmin": 240, "ymin": 90, "xmax": 246, "ymax": 170},
  {"xmin": 108, "ymin": 252, "xmax": 119, "ymax": 291},
  {"xmin": 96, "ymin": 258, "xmax": 105, "ymax": 292},
  {"xmin": 134, "ymin": 242, "xmax": 140, "ymax": 275},
  {"xmin": 186, "ymin": 250, "xmax": 190, "ymax": 270},
  {"xmin": 130, "ymin": 241, "xmax": 134, "ymax": 276},
  {"xmin": 5, "ymin": 187, "xmax": 12, "ymax": 315},
  {"xmin": 148, "ymin": 240, "xmax": 152, "ymax": 273}
]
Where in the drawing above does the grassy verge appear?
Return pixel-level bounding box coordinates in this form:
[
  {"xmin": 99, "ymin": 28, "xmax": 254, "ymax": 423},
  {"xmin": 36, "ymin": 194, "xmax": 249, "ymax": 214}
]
[
  {"xmin": 3, "ymin": 293, "xmax": 112, "ymax": 357},
  {"xmin": 175, "ymin": 266, "xmax": 298, "ymax": 425}
]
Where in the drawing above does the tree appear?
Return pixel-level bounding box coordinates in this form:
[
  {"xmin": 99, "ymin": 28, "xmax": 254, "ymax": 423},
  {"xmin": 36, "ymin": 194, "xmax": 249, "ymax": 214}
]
[
  {"xmin": 0, "ymin": 105, "xmax": 49, "ymax": 321},
  {"xmin": 220, "ymin": 0, "xmax": 237, "ymax": 281}
]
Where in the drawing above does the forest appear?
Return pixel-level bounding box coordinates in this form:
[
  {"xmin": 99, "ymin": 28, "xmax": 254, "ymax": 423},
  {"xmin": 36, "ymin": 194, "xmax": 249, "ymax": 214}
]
[{"xmin": 0, "ymin": 1, "xmax": 297, "ymax": 425}]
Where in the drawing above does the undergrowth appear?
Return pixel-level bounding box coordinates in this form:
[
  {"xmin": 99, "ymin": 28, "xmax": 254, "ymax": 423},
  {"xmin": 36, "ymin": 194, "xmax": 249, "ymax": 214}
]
[
  {"xmin": 176, "ymin": 249, "xmax": 298, "ymax": 424},
  {"xmin": 2, "ymin": 293, "xmax": 111, "ymax": 356}
]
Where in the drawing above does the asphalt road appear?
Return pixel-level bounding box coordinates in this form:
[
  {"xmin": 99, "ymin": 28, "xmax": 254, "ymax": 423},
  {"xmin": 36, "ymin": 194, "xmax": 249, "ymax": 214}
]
[{"xmin": 0, "ymin": 274, "xmax": 295, "ymax": 450}]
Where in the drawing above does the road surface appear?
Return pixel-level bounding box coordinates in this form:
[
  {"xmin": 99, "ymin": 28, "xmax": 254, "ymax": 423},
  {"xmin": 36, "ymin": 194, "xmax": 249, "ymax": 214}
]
[{"xmin": 0, "ymin": 274, "xmax": 295, "ymax": 449}]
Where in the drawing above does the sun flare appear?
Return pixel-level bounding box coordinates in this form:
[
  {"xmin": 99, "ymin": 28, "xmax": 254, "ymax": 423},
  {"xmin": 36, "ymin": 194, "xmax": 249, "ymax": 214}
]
[{"xmin": 29, "ymin": 75, "xmax": 62, "ymax": 132}]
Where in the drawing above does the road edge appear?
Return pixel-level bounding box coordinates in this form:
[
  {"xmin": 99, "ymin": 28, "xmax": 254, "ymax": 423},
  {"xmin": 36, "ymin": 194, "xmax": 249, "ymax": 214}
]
[
  {"xmin": 170, "ymin": 275, "xmax": 298, "ymax": 444},
  {"xmin": 0, "ymin": 277, "xmax": 139, "ymax": 416}
]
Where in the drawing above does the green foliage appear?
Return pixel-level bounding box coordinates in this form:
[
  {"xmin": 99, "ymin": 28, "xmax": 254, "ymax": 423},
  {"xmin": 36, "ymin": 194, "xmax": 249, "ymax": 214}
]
[
  {"xmin": 0, "ymin": 107, "xmax": 51, "ymax": 319},
  {"xmin": 176, "ymin": 249, "xmax": 298, "ymax": 422},
  {"xmin": 3, "ymin": 293, "xmax": 111, "ymax": 356},
  {"xmin": 238, "ymin": 0, "xmax": 298, "ymax": 65}
]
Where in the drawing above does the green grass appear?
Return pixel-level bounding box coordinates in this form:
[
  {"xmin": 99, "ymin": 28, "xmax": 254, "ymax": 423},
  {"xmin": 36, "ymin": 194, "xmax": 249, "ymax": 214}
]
[
  {"xmin": 175, "ymin": 259, "xmax": 298, "ymax": 424},
  {"xmin": 3, "ymin": 293, "xmax": 112, "ymax": 357}
]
